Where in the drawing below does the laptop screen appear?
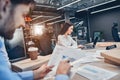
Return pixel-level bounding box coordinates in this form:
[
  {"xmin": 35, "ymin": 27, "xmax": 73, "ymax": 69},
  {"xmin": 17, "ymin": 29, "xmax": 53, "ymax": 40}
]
[{"xmin": 5, "ymin": 28, "xmax": 27, "ymax": 62}]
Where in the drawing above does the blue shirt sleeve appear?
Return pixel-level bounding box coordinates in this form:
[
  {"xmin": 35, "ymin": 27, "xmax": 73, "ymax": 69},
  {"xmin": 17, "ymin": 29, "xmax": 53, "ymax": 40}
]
[
  {"xmin": 55, "ymin": 74, "xmax": 69, "ymax": 80},
  {"xmin": 0, "ymin": 63, "xmax": 22, "ymax": 80},
  {"xmin": 17, "ymin": 71, "xmax": 34, "ymax": 80},
  {"xmin": 0, "ymin": 39, "xmax": 34, "ymax": 80}
]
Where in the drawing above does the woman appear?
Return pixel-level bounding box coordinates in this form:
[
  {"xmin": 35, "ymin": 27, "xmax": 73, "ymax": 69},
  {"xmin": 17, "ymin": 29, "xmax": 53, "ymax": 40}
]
[{"xmin": 57, "ymin": 22, "xmax": 83, "ymax": 48}]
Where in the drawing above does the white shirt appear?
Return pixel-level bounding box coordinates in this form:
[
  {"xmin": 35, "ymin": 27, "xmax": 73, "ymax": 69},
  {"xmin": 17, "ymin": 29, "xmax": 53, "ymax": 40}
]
[{"xmin": 57, "ymin": 35, "xmax": 77, "ymax": 48}]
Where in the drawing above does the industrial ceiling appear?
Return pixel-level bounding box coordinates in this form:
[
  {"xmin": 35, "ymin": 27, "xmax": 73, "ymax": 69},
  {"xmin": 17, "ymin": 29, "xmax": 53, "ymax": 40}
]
[{"xmin": 31, "ymin": 0, "xmax": 120, "ymax": 25}]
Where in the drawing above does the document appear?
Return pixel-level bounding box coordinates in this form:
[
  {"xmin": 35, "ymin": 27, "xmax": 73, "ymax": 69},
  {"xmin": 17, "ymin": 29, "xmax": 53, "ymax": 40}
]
[
  {"xmin": 47, "ymin": 45, "xmax": 92, "ymax": 69},
  {"xmin": 77, "ymin": 64, "xmax": 118, "ymax": 80},
  {"xmin": 71, "ymin": 56, "xmax": 100, "ymax": 65},
  {"xmin": 45, "ymin": 45, "xmax": 101, "ymax": 79},
  {"xmin": 45, "ymin": 45, "xmax": 89, "ymax": 79}
]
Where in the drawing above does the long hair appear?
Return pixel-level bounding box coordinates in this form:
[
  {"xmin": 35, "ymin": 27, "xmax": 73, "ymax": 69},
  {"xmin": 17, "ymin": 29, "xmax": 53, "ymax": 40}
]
[{"xmin": 59, "ymin": 22, "xmax": 73, "ymax": 35}]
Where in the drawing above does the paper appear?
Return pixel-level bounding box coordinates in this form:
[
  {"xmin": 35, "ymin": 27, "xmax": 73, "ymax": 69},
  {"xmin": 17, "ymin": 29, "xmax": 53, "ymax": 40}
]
[
  {"xmin": 47, "ymin": 45, "xmax": 87, "ymax": 67},
  {"xmin": 71, "ymin": 56, "xmax": 100, "ymax": 65},
  {"xmin": 77, "ymin": 64, "xmax": 118, "ymax": 80},
  {"xmin": 46, "ymin": 45, "xmax": 101, "ymax": 79},
  {"xmin": 95, "ymin": 50, "xmax": 107, "ymax": 58},
  {"xmin": 46, "ymin": 45, "xmax": 88, "ymax": 79}
]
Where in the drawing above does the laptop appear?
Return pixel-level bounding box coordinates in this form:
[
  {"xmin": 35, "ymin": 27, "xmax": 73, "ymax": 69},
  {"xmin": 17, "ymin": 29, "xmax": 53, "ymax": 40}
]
[
  {"xmin": 5, "ymin": 28, "xmax": 27, "ymax": 63},
  {"xmin": 82, "ymin": 37, "xmax": 98, "ymax": 50}
]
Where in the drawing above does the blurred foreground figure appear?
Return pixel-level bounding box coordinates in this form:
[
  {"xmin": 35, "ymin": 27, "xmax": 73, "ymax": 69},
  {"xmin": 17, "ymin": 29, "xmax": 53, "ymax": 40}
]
[{"xmin": 0, "ymin": 0, "xmax": 71, "ymax": 80}]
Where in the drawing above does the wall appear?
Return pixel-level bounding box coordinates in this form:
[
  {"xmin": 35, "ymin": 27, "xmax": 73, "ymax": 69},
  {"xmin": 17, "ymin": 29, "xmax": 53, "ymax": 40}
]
[{"xmin": 89, "ymin": 7, "xmax": 120, "ymax": 41}]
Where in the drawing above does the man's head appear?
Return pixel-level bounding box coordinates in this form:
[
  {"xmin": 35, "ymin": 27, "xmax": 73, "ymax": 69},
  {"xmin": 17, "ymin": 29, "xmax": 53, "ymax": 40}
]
[{"xmin": 0, "ymin": 0, "xmax": 35, "ymax": 39}]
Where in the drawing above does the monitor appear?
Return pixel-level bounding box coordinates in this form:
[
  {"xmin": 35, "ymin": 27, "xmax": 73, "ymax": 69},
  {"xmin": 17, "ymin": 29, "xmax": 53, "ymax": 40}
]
[
  {"xmin": 5, "ymin": 28, "xmax": 27, "ymax": 62},
  {"xmin": 93, "ymin": 31, "xmax": 103, "ymax": 41}
]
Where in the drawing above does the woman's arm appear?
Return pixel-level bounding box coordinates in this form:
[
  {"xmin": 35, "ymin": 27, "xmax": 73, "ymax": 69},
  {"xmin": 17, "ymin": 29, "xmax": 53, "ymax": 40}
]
[
  {"xmin": 57, "ymin": 35, "xmax": 69, "ymax": 47},
  {"xmin": 69, "ymin": 36, "xmax": 78, "ymax": 48}
]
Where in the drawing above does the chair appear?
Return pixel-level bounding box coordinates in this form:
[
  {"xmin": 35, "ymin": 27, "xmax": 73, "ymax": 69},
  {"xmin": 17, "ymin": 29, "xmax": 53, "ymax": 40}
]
[{"xmin": 111, "ymin": 26, "xmax": 120, "ymax": 42}]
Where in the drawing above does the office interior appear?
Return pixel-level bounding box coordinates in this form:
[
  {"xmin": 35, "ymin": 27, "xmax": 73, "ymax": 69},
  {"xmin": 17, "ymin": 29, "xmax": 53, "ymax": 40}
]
[{"xmin": 5, "ymin": 0, "xmax": 120, "ymax": 79}]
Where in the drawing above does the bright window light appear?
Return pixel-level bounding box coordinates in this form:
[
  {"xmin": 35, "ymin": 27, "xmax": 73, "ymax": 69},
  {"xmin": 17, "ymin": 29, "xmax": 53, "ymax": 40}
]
[{"xmin": 32, "ymin": 25, "xmax": 44, "ymax": 36}]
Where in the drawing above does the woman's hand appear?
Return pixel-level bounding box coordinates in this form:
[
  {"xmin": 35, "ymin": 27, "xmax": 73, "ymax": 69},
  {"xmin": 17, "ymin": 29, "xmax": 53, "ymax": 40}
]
[{"xmin": 78, "ymin": 45, "xmax": 84, "ymax": 48}]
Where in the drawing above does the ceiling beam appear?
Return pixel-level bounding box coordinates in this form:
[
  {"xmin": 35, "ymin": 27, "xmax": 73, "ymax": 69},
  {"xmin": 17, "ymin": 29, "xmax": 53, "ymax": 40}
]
[
  {"xmin": 57, "ymin": 0, "xmax": 81, "ymax": 10},
  {"xmin": 32, "ymin": 11, "xmax": 61, "ymax": 16},
  {"xmin": 32, "ymin": 11, "xmax": 57, "ymax": 14},
  {"xmin": 36, "ymin": 16, "xmax": 61, "ymax": 25},
  {"xmin": 47, "ymin": 17, "xmax": 75, "ymax": 25},
  {"xmin": 91, "ymin": 5, "xmax": 120, "ymax": 14},
  {"xmin": 77, "ymin": 0, "xmax": 116, "ymax": 12},
  {"xmin": 36, "ymin": 3, "xmax": 56, "ymax": 8},
  {"xmin": 32, "ymin": 15, "xmax": 55, "ymax": 21}
]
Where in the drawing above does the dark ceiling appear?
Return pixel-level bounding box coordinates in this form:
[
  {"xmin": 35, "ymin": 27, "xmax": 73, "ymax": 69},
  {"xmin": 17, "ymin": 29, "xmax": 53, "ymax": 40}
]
[{"xmin": 31, "ymin": 0, "xmax": 120, "ymax": 25}]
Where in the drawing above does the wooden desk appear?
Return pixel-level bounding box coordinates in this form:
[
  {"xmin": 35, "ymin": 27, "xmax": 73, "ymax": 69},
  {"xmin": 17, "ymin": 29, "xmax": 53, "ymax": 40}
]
[
  {"xmin": 12, "ymin": 42, "xmax": 120, "ymax": 80},
  {"xmin": 12, "ymin": 55, "xmax": 51, "ymax": 72},
  {"xmin": 71, "ymin": 42, "xmax": 120, "ymax": 80}
]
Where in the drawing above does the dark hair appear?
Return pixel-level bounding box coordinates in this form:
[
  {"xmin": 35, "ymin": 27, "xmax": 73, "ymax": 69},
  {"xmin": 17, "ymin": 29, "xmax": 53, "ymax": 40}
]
[
  {"xmin": 59, "ymin": 22, "xmax": 73, "ymax": 35},
  {"xmin": 10, "ymin": 0, "xmax": 35, "ymax": 5}
]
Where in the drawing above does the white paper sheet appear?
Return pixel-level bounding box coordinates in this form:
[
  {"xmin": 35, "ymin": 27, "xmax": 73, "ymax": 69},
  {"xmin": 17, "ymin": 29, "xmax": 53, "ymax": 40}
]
[
  {"xmin": 95, "ymin": 50, "xmax": 107, "ymax": 58},
  {"xmin": 45, "ymin": 45, "xmax": 101, "ymax": 79},
  {"xmin": 46, "ymin": 45, "xmax": 86, "ymax": 79},
  {"xmin": 47, "ymin": 45, "xmax": 87, "ymax": 68},
  {"xmin": 77, "ymin": 64, "xmax": 118, "ymax": 80}
]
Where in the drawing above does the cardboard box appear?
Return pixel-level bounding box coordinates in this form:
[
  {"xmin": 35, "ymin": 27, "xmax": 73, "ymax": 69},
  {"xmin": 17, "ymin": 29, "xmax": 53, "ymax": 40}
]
[{"xmin": 101, "ymin": 50, "xmax": 120, "ymax": 66}]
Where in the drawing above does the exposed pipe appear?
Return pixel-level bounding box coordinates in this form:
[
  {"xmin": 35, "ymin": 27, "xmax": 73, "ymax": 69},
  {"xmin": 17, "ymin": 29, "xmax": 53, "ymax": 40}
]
[
  {"xmin": 57, "ymin": 0, "xmax": 81, "ymax": 10},
  {"xmin": 32, "ymin": 15, "xmax": 54, "ymax": 21},
  {"xmin": 36, "ymin": 16, "xmax": 61, "ymax": 25},
  {"xmin": 36, "ymin": 4, "xmax": 56, "ymax": 8},
  {"xmin": 91, "ymin": 5, "xmax": 120, "ymax": 14},
  {"xmin": 47, "ymin": 17, "xmax": 75, "ymax": 25},
  {"xmin": 77, "ymin": 0, "xmax": 116, "ymax": 12}
]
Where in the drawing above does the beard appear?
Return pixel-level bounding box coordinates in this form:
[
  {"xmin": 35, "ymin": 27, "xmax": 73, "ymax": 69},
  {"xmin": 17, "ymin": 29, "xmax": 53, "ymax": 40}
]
[
  {"xmin": 0, "ymin": 28, "xmax": 15, "ymax": 40},
  {"xmin": 0, "ymin": 21, "xmax": 15, "ymax": 40},
  {"xmin": 0, "ymin": 10, "xmax": 15, "ymax": 40}
]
